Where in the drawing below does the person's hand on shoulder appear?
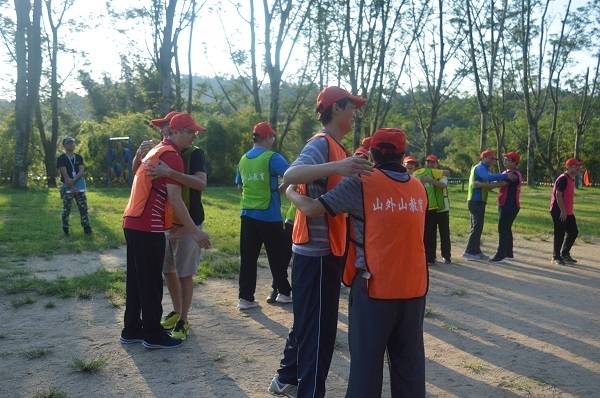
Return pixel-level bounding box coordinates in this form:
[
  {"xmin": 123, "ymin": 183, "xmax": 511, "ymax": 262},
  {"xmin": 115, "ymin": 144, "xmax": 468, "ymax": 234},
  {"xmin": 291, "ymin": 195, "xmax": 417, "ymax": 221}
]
[
  {"xmin": 147, "ymin": 160, "xmax": 172, "ymax": 179},
  {"xmin": 334, "ymin": 157, "xmax": 373, "ymax": 177}
]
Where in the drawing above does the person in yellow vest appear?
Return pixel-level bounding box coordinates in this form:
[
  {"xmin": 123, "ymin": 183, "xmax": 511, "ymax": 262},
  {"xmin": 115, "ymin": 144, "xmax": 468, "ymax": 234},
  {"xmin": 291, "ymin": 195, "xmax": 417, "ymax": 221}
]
[
  {"xmin": 415, "ymin": 154, "xmax": 451, "ymax": 265},
  {"xmin": 235, "ymin": 122, "xmax": 293, "ymax": 309},
  {"xmin": 268, "ymin": 86, "xmax": 372, "ymax": 398},
  {"xmin": 121, "ymin": 113, "xmax": 210, "ymax": 350},
  {"xmin": 404, "ymin": 155, "xmax": 419, "ymax": 175},
  {"xmin": 286, "ymin": 128, "xmax": 428, "ymax": 398}
]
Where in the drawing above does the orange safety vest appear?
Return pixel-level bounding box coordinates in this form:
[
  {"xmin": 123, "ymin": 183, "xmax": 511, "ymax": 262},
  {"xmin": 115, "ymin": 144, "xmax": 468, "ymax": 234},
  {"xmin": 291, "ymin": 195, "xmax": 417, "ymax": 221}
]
[
  {"xmin": 123, "ymin": 142, "xmax": 178, "ymax": 229},
  {"xmin": 292, "ymin": 132, "xmax": 349, "ymax": 256},
  {"xmin": 342, "ymin": 169, "xmax": 429, "ymax": 299}
]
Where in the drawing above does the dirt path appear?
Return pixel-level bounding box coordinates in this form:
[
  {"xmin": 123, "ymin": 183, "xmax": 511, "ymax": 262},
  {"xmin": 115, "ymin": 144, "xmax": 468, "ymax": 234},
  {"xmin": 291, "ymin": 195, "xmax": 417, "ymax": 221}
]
[{"xmin": 1, "ymin": 238, "xmax": 599, "ymax": 397}]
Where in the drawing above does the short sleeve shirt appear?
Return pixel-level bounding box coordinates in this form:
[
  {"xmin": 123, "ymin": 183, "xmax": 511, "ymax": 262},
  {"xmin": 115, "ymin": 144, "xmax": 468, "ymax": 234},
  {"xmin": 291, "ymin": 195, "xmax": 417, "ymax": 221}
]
[
  {"xmin": 290, "ymin": 135, "xmax": 333, "ymax": 257},
  {"xmin": 187, "ymin": 148, "xmax": 207, "ymax": 225},
  {"xmin": 57, "ymin": 153, "xmax": 84, "ymax": 182},
  {"xmin": 319, "ymin": 166, "xmax": 410, "ymax": 269},
  {"xmin": 551, "ymin": 174, "xmax": 568, "ymax": 212},
  {"xmin": 123, "ymin": 140, "xmax": 183, "ymax": 233}
]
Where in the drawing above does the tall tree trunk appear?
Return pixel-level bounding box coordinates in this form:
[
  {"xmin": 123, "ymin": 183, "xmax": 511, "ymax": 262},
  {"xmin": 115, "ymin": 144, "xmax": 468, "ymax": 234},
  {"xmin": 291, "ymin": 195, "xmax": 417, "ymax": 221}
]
[
  {"xmin": 174, "ymin": 37, "xmax": 182, "ymax": 110},
  {"xmin": 13, "ymin": 0, "xmax": 42, "ymax": 188},
  {"xmin": 249, "ymin": 0, "xmax": 262, "ymax": 115},
  {"xmin": 186, "ymin": 0, "xmax": 196, "ymax": 114},
  {"xmin": 480, "ymin": 110, "xmax": 489, "ymax": 151},
  {"xmin": 159, "ymin": 0, "xmax": 178, "ymax": 114},
  {"xmin": 12, "ymin": 0, "xmax": 31, "ymax": 187},
  {"xmin": 527, "ymin": 122, "xmax": 537, "ymax": 185}
]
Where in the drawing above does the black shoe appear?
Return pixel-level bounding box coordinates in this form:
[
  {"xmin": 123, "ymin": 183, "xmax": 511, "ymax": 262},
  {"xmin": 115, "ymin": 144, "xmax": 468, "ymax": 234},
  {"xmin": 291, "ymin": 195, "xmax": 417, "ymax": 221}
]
[
  {"xmin": 552, "ymin": 257, "xmax": 566, "ymax": 265},
  {"xmin": 443, "ymin": 258, "xmax": 452, "ymax": 264},
  {"xmin": 562, "ymin": 255, "xmax": 577, "ymax": 263},
  {"xmin": 84, "ymin": 227, "xmax": 92, "ymax": 235},
  {"xmin": 120, "ymin": 329, "xmax": 144, "ymax": 344},
  {"xmin": 489, "ymin": 256, "xmax": 506, "ymax": 264},
  {"xmin": 63, "ymin": 227, "xmax": 69, "ymax": 236},
  {"xmin": 142, "ymin": 332, "xmax": 182, "ymax": 349},
  {"xmin": 266, "ymin": 289, "xmax": 278, "ymax": 304},
  {"xmin": 506, "ymin": 254, "xmax": 514, "ymax": 259}
]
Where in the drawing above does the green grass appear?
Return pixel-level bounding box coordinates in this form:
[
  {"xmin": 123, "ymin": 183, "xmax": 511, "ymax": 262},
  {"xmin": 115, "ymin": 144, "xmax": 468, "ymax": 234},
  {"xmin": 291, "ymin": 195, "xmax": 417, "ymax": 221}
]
[
  {"xmin": 462, "ymin": 362, "xmax": 488, "ymax": 374},
  {"xmin": 1, "ymin": 267, "xmax": 125, "ymax": 299},
  {"xmin": 447, "ymin": 185, "xmax": 600, "ymax": 240},
  {"xmin": 71, "ymin": 356, "xmax": 108, "ymax": 373},
  {"xmin": 23, "ymin": 348, "xmax": 52, "ymax": 360},
  {"xmin": 32, "ymin": 387, "xmax": 68, "ymax": 398},
  {"xmin": 44, "ymin": 301, "xmax": 56, "ymax": 309},
  {"xmin": 1, "ymin": 186, "xmax": 597, "ymax": 260},
  {"xmin": 11, "ymin": 295, "xmax": 35, "ymax": 308}
]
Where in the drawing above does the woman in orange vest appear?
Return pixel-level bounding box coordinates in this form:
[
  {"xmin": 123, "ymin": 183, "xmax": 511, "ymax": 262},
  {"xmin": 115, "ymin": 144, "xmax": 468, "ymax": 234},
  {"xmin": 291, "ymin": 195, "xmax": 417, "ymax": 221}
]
[
  {"xmin": 121, "ymin": 113, "xmax": 211, "ymax": 350},
  {"xmin": 268, "ymin": 86, "xmax": 372, "ymax": 398},
  {"xmin": 285, "ymin": 128, "xmax": 428, "ymax": 398}
]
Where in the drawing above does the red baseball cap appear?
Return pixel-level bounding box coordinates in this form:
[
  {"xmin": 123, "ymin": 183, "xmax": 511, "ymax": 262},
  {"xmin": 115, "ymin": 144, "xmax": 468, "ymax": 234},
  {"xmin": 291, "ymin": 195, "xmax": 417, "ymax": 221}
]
[
  {"xmin": 503, "ymin": 151, "xmax": 520, "ymax": 164},
  {"xmin": 480, "ymin": 149, "xmax": 498, "ymax": 160},
  {"xmin": 169, "ymin": 113, "xmax": 206, "ymax": 132},
  {"xmin": 403, "ymin": 155, "xmax": 418, "ymax": 164},
  {"xmin": 316, "ymin": 86, "xmax": 367, "ymax": 112},
  {"xmin": 565, "ymin": 158, "xmax": 583, "ymax": 168},
  {"xmin": 151, "ymin": 111, "xmax": 181, "ymax": 127},
  {"xmin": 426, "ymin": 154, "xmax": 438, "ymax": 162},
  {"xmin": 371, "ymin": 128, "xmax": 407, "ymax": 154},
  {"xmin": 253, "ymin": 122, "xmax": 276, "ymax": 139},
  {"xmin": 361, "ymin": 136, "xmax": 372, "ymax": 149}
]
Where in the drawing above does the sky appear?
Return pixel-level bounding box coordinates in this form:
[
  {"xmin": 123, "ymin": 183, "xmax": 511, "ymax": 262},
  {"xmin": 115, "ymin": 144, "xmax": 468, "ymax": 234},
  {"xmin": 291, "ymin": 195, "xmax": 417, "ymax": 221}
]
[{"xmin": 0, "ymin": 0, "xmax": 596, "ymax": 101}]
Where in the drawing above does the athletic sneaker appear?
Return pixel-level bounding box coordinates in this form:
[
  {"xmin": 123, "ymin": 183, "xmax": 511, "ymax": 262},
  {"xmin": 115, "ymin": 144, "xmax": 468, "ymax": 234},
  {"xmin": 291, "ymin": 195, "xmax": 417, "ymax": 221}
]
[
  {"xmin": 463, "ymin": 252, "xmax": 488, "ymax": 261},
  {"xmin": 142, "ymin": 332, "xmax": 183, "ymax": 349},
  {"xmin": 489, "ymin": 256, "xmax": 506, "ymax": 264},
  {"xmin": 120, "ymin": 329, "xmax": 144, "ymax": 345},
  {"xmin": 562, "ymin": 255, "xmax": 578, "ymax": 264},
  {"xmin": 266, "ymin": 290, "xmax": 278, "ymax": 304},
  {"xmin": 161, "ymin": 311, "xmax": 180, "ymax": 330},
  {"xmin": 275, "ymin": 293, "xmax": 292, "ymax": 304},
  {"xmin": 238, "ymin": 298, "xmax": 259, "ymax": 310},
  {"xmin": 268, "ymin": 375, "xmax": 297, "ymax": 397},
  {"xmin": 427, "ymin": 261, "xmax": 437, "ymax": 267},
  {"xmin": 170, "ymin": 319, "xmax": 189, "ymax": 340},
  {"xmin": 462, "ymin": 252, "xmax": 479, "ymax": 261},
  {"xmin": 443, "ymin": 258, "xmax": 452, "ymax": 264},
  {"xmin": 552, "ymin": 257, "xmax": 567, "ymax": 265}
]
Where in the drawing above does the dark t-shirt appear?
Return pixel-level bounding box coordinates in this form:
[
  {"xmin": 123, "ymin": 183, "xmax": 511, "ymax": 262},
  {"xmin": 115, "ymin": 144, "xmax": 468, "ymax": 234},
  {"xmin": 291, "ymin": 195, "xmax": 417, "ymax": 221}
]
[
  {"xmin": 551, "ymin": 174, "xmax": 568, "ymax": 212},
  {"xmin": 503, "ymin": 178, "xmax": 519, "ymax": 211},
  {"xmin": 186, "ymin": 148, "xmax": 207, "ymax": 225},
  {"xmin": 57, "ymin": 153, "xmax": 84, "ymax": 182}
]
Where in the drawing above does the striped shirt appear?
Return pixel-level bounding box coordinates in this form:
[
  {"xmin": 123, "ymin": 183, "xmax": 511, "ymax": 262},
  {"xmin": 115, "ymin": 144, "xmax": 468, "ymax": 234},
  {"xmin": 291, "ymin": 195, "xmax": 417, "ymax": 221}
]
[
  {"xmin": 290, "ymin": 134, "xmax": 335, "ymax": 257},
  {"xmin": 320, "ymin": 167, "xmax": 410, "ymax": 270}
]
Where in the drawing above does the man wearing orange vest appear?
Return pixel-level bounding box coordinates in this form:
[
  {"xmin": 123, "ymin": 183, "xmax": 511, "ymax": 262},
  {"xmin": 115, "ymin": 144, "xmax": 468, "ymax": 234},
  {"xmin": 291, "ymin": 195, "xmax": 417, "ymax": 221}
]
[
  {"xmin": 286, "ymin": 128, "xmax": 428, "ymax": 398},
  {"xmin": 268, "ymin": 86, "xmax": 372, "ymax": 398},
  {"xmin": 121, "ymin": 113, "xmax": 210, "ymax": 350}
]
